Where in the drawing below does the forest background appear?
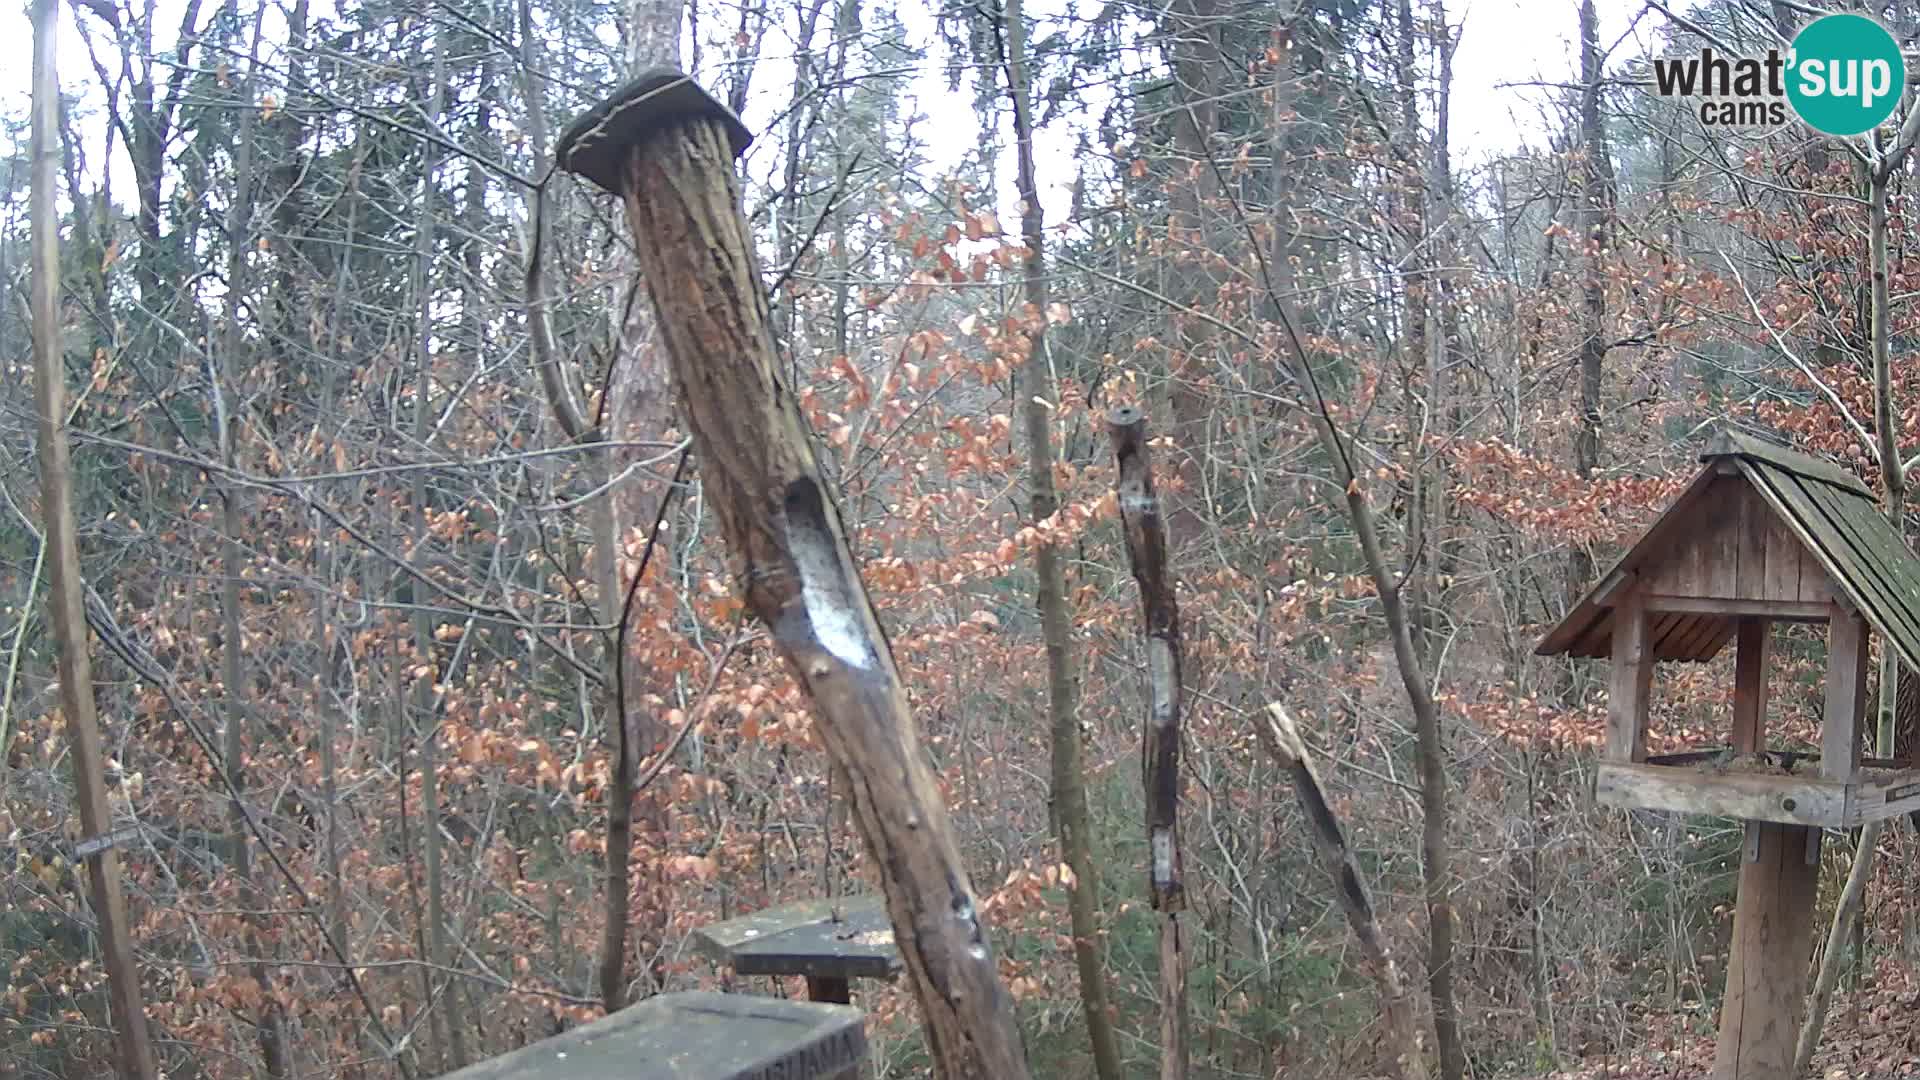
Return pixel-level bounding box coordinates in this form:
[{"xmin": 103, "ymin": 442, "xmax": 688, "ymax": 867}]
[{"xmin": 6, "ymin": 0, "xmax": 1919, "ymax": 1077}]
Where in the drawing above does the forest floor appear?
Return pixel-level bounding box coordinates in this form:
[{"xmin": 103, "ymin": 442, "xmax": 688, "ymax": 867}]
[{"xmin": 1535, "ymin": 958, "xmax": 1920, "ymax": 1079}]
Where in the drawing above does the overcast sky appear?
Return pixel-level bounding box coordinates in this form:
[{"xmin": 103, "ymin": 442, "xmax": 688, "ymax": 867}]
[{"xmin": 0, "ymin": 0, "xmax": 1650, "ymax": 235}]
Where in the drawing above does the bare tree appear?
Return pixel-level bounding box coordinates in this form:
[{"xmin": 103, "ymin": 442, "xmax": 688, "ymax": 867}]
[
  {"xmin": 29, "ymin": 0, "xmax": 156, "ymax": 1073},
  {"xmin": 994, "ymin": 2, "xmax": 1123, "ymax": 1077}
]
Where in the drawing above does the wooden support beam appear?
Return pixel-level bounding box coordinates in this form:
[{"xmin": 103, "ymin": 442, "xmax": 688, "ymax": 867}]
[
  {"xmin": 555, "ymin": 71, "xmax": 1030, "ymax": 1080},
  {"xmin": 1732, "ymin": 617, "xmax": 1770, "ymax": 755},
  {"xmin": 1608, "ymin": 591, "xmax": 1653, "ymax": 762},
  {"xmin": 1824, "ymin": 606, "xmax": 1869, "ymax": 782},
  {"xmin": 1594, "ymin": 763, "xmax": 1845, "ymax": 826},
  {"xmin": 1712, "ymin": 823, "xmax": 1820, "ymax": 1080},
  {"xmin": 1639, "ymin": 596, "xmax": 1831, "ymax": 621}
]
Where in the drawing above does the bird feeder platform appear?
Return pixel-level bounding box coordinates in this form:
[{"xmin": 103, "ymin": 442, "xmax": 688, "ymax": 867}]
[
  {"xmin": 1596, "ymin": 749, "xmax": 1920, "ymax": 829},
  {"xmin": 440, "ymin": 991, "xmax": 866, "ymax": 1080},
  {"xmin": 694, "ymin": 894, "xmax": 902, "ymax": 1004}
]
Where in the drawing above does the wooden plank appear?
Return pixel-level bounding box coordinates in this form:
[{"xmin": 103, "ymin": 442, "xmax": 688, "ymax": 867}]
[
  {"xmin": 1593, "ymin": 763, "xmax": 1848, "ymax": 827},
  {"xmin": 1571, "ymin": 607, "xmax": 1618, "ymax": 660},
  {"xmin": 442, "ymin": 991, "xmax": 868, "ymax": 1080},
  {"xmin": 696, "ymin": 898, "xmax": 857, "ymax": 954},
  {"xmin": 1538, "ymin": 466, "xmax": 1727, "ymax": 657},
  {"xmin": 1667, "ymin": 479, "xmax": 1726, "ymax": 597},
  {"xmin": 1608, "ymin": 592, "xmax": 1654, "ymax": 762},
  {"xmin": 1848, "ymin": 769, "xmax": 1920, "ymax": 825},
  {"xmin": 1823, "ymin": 606, "xmax": 1868, "ymax": 782},
  {"xmin": 1712, "ymin": 429, "xmax": 1874, "ymax": 497},
  {"xmin": 695, "ymin": 895, "xmax": 901, "ymax": 981},
  {"xmin": 1592, "ymin": 567, "xmax": 1635, "ymax": 608},
  {"xmin": 1695, "ymin": 621, "xmax": 1739, "ymax": 664},
  {"xmin": 1643, "ymin": 607, "xmax": 1689, "ymax": 657},
  {"xmin": 1736, "ymin": 483, "xmax": 1770, "ymax": 600},
  {"xmin": 1744, "ymin": 462, "xmax": 1850, "ymax": 610},
  {"xmin": 1672, "ymin": 612, "xmax": 1730, "ymax": 661},
  {"xmin": 1640, "ymin": 596, "xmax": 1830, "ymax": 621},
  {"xmin": 1706, "ymin": 480, "xmax": 1741, "ymax": 598},
  {"xmin": 1732, "ymin": 618, "xmax": 1769, "ymax": 754},
  {"xmin": 1760, "ymin": 506, "xmax": 1810, "ymax": 603}
]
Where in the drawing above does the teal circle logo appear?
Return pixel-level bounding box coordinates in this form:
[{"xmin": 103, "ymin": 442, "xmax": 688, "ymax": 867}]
[{"xmin": 1787, "ymin": 14, "xmax": 1906, "ymax": 137}]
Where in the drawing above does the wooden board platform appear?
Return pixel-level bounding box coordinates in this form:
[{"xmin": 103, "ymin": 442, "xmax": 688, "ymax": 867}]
[
  {"xmin": 694, "ymin": 894, "xmax": 903, "ymax": 981},
  {"xmin": 1597, "ymin": 760, "xmax": 1920, "ymax": 826},
  {"xmin": 442, "ymin": 991, "xmax": 866, "ymax": 1080}
]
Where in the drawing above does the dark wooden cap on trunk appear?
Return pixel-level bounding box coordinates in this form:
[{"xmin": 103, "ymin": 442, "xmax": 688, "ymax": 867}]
[
  {"xmin": 555, "ymin": 68, "xmax": 752, "ymax": 195},
  {"xmin": 440, "ymin": 991, "xmax": 866, "ymax": 1080}
]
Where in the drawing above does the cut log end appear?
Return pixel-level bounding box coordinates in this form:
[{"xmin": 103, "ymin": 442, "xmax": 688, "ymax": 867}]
[{"xmin": 555, "ymin": 68, "xmax": 753, "ymax": 195}]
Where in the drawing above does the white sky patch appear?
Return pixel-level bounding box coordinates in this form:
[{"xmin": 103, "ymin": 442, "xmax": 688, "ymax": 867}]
[
  {"xmin": 2, "ymin": 0, "xmax": 1652, "ymax": 223},
  {"xmin": 1446, "ymin": 0, "xmax": 1649, "ymax": 166}
]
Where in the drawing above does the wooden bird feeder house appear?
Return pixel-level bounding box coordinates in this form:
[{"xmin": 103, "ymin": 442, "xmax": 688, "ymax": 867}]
[{"xmin": 1539, "ymin": 429, "xmax": 1920, "ymax": 1079}]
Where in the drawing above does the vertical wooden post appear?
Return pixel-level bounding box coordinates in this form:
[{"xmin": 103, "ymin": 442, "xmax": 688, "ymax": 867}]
[
  {"xmin": 555, "ymin": 71, "xmax": 1031, "ymax": 1080},
  {"xmin": 1823, "ymin": 606, "xmax": 1868, "ymax": 781},
  {"xmin": 805, "ymin": 976, "xmax": 852, "ymax": 1005},
  {"xmin": 1731, "ymin": 617, "xmax": 1769, "ymax": 755},
  {"xmin": 1712, "ymin": 822, "xmax": 1820, "ymax": 1080},
  {"xmin": 1607, "ymin": 591, "xmax": 1652, "ymax": 762},
  {"xmin": 1715, "ymin": 614, "xmax": 1818, "ymax": 1079}
]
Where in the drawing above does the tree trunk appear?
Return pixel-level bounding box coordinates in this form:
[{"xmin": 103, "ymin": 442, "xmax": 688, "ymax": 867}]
[
  {"xmin": 558, "ymin": 79, "xmax": 1033, "ymax": 1080},
  {"xmin": 1109, "ymin": 409, "xmax": 1189, "ymax": 1080},
  {"xmin": 410, "ymin": 29, "xmax": 471, "ymax": 1070},
  {"xmin": 1797, "ymin": 819, "xmax": 1881, "ymax": 1073},
  {"xmin": 215, "ymin": 10, "xmax": 289, "ymax": 1074},
  {"xmin": 996, "ymin": 3, "xmax": 1123, "ymax": 1077},
  {"xmin": 1159, "ymin": 0, "xmax": 1221, "ymax": 552},
  {"xmin": 1258, "ymin": 705, "xmax": 1429, "ymax": 1080},
  {"xmin": 1569, "ymin": 0, "xmax": 1616, "ymax": 604},
  {"xmin": 1801, "ymin": 155, "xmax": 1913, "ymax": 1067},
  {"xmin": 30, "ymin": 0, "xmax": 158, "ymax": 1072}
]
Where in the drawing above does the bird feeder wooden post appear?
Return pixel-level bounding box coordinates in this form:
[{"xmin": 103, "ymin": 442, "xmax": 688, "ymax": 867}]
[
  {"xmin": 554, "ymin": 71, "xmax": 1031, "ymax": 1080},
  {"xmin": 1539, "ymin": 430, "xmax": 1920, "ymax": 1080}
]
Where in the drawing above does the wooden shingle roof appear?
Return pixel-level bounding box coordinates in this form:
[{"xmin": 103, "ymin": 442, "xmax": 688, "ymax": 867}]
[{"xmin": 1537, "ymin": 430, "xmax": 1920, "ymax": 672}]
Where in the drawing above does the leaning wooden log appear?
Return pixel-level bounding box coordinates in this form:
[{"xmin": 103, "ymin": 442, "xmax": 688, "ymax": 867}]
[
  {"xmin": 1107, "ymin": 408, "xmax": 1189, "ymax": 1080},
  {"xmin": 1257, "ymin": 704, "xmax": 1429, "ymax": 1080},
  {"xmin": 555, "ymin": 70, "xmax": 1032, "ymax": 1080}
]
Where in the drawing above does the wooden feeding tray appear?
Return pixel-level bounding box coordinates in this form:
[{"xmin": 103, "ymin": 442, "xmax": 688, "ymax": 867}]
[
  {"xmin": 694, "ymin": 894, "xmax": 903, "ymax": 1004},
  {"xmin": 1595, "ymin": 750, "xmax": 1920, "ymax": 828},
  {"xmin": 442, "ymin": 990, "xmax": 866, "ymax": 1080}
]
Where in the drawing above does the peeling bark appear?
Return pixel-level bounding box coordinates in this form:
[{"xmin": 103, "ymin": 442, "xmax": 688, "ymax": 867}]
[{"xmin": 1108, "ymin": 409, "xmax": 1189, "ymax": 1080}]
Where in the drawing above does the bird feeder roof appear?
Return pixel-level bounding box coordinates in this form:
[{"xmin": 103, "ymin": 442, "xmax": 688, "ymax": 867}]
[{"xmin": 1537, "ymin": 429, "xmax": 1920, "ymax": 672}]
